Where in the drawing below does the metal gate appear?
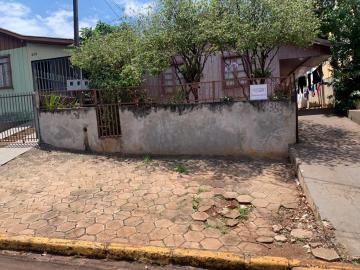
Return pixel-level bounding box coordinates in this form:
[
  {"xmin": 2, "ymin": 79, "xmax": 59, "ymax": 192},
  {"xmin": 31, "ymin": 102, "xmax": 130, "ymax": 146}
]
[{"xmin": 0, "ymin": 92, "xmax": 39, "ymax": 146}]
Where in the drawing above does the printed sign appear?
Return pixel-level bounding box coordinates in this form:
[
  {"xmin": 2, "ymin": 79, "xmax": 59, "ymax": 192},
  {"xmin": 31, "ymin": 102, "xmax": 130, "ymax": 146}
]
[{"xmin": 250, "ymin": 84, "xmax": 268, "ymax": 100}]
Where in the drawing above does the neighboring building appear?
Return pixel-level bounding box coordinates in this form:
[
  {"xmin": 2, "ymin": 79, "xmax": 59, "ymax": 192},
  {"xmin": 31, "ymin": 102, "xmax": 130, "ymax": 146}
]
[
  {"xmin": 144, "ymin": 38, "xmax": 332, "ymax": 102},
  {"xmin": 0, "ymin": 28, "xmax": 75, "ymax": 96}
]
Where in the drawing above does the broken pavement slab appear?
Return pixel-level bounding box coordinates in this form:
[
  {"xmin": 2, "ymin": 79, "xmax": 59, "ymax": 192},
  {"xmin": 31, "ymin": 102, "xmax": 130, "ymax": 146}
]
[{"xmin": 311, "ymin": 247, "xmax": 340, "ymax": 262}]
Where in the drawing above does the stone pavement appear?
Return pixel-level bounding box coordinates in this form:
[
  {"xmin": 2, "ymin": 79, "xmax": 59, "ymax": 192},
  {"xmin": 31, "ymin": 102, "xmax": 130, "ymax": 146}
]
[
  {"xmin": 0, "ymin": 149, "xmax": 332, "ymax": 259},
  {"xmin": 292, "ymin": 114, "xmax": 360, "ymax": 259}
]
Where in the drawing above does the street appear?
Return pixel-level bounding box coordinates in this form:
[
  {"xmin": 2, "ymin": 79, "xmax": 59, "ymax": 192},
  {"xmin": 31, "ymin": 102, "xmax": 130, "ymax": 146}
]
[{"xmin": 0, "ymin": 251, "xmax": 200, "ymax": 270}]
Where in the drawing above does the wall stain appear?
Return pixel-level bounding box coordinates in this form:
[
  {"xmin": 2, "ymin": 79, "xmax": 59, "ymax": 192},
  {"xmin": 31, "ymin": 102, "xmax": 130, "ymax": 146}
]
[{"xmin": 121, "ymin": 102, "xmax": 239, "ymax": 119}]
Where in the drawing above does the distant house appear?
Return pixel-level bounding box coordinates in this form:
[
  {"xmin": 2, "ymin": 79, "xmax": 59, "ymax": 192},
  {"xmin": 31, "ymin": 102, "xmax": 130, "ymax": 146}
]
[
  {"xmin": 0, "ymin": 28, "xmax": 76, "ymax": 95},
  {"xmin": 144, "ymin": 38, "xmax": 332, "ymax": 103}
]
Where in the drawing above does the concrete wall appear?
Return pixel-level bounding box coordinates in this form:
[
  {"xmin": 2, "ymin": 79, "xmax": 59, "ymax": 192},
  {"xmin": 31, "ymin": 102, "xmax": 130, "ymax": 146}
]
[
  {"xmin": 120, "ymin": 101, "xmax": 296, "ymax": 157},
  {"xmin": 349, "ymin": 110, "xmax": 360, "ymax": 125},
  {"xmin": 39, "ymin": 108, "xmax": 122, "ymax": 153},
  {"xmin": 39, "ymin": 101, "xmax": 296, "ymax": 157}
]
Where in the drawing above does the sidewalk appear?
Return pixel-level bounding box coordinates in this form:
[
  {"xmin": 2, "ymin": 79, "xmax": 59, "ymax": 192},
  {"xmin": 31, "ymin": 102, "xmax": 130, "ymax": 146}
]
[{"xmin": 291, "ymin": 114, "xmax": 360, "ymax": 259}]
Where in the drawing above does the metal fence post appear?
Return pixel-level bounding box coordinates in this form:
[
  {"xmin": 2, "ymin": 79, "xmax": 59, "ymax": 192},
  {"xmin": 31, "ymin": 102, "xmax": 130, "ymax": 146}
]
[{"xmin": 32, "ymin": 92, "xmax": 41, "ymax": 143}]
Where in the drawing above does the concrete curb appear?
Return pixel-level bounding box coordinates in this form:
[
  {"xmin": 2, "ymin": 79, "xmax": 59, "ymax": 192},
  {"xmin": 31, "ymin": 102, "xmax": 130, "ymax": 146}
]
[{"xmin": 0, "ymin": 234, "xmax": 359, "ymax": 270}]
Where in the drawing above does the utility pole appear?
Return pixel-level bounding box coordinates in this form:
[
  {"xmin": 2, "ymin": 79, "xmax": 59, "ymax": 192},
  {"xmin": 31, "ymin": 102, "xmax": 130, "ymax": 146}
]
[
  {"xmin": 73, "ymin": 0, "xmax": 82, "ymax": 80},
  {"xmin": 73, "ymin": 0, "xmax": 80, "ymax": 46}
]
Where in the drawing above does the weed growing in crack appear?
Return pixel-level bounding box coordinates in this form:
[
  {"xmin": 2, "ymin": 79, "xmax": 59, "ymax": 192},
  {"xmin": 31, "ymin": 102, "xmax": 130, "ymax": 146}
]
[
  {"xmin": 192, "ymin": 196, "xmax": 200, "ymax": 210},
  {"xmin": 175, "ymin": 164, "xmax": 188, "ymax": 174}
]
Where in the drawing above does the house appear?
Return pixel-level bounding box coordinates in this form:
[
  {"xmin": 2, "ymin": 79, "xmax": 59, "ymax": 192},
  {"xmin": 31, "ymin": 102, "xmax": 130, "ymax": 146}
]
[
  {"xmin": 0, "ymin": 28, "xmax": 75, "ymax": 96},
  {"xmin": 0, "ymin": 28, "xmax": 74, "ymax": 134},
  {"xmin": 143, "ymin": 38, "xmax": 332, "ymax": 103}
]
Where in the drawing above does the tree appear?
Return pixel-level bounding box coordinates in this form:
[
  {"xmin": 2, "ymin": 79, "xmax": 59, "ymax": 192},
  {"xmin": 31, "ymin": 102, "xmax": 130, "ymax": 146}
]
[
  {"xmin": 213, "ymin": 0, "xmax": 320, "ymax": 79},
  {"xmin": 140, "ymin": 0, "xmax": 218, "ymax": 102},
  {"xmin": 71, "ymin": 23, "xmax": 143, "ymax": 102},
  {"xmin": 321, "ymin": 0, "xmax": 360, "ymax": 114},
  {"xmin": 80, "ymin": 21, "xmax": 117, "ymax": 41}
]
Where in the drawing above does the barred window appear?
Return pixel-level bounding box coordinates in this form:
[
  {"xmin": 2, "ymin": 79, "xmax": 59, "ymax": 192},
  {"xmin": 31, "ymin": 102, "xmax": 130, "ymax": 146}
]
[{"xmin": 0, "ymin": 55, "xmax": 12, "ymax": 89}]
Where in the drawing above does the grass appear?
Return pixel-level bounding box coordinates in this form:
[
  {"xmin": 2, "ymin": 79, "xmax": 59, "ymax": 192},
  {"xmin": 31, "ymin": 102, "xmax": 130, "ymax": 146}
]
[
  {"xmin": 175, "ymin": 164, "xmax": 188, "ymax": 174},
  {"xmin": 143, "ymin": 154, "xmax": 152, "ymax": 163},
  {"xmin": 205, "ymin": 221, "xmax": 228, "ymax": 235},
  {"xmin": 237, "ymin": 206, "xmax": 249, "ymax": 220},
  {"xmin": 192, "ymin": 196, "xmax": 200, "ymax": 210},
  {"xmin": 197, "ymin": 187, "xmax": 208, "ymax": 193}
]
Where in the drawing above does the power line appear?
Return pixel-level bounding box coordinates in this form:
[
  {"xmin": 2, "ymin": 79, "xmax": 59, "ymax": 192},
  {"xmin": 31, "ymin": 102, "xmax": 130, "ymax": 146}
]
[{"xmin": 103, "ymin": 0, "xmax": 121, "ymax": 19}]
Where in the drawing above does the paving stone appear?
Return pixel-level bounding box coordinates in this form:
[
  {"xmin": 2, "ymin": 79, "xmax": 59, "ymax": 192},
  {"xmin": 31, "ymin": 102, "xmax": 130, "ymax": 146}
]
[
  {"xmin": 272, "ymin": 225, "xmax": 283, "ymax": 233},
  {"xmin": 184, "ymin": 231, "xmax": 205, "ymax": 242},
  {"xmin": 311, "ymin": 248, "xmax": 340, "ymax": 262},
  {"xmin": 290, "ymin": 229, "xmax": 313, "ymax": 239},
  {"xmin": 149, "ymin": 228, "xmax": 170, "ymax": 241},
  {"xmin": 236, "ymin": 195, "xmax": 253, "ymax": 204},
  {"xmin": 7, "ymin": 223, "xmax": 28, "ymax": 234},
  {"xmin": 86, "ymin": 223, "xmax": 104, "ymax": 235},
  {"xmin": 256, "ymin": 236, "xmax": 274, "ymax": 244},
  {"xmin": 56, "ymin": 222, "xmax": 76, "ymax": 233},
  {"xmin": 169, "ymin": 224, "xmax": 188, "ymax": 234},
  {"xmin": 155, "ymin": 219, "xmax": 173, "ymax": 228},
  {"xmin": 198, "ymin": 205, "xmax": 212, "ymax": 212},
  {"xmin": 224, "ymin": 209, "xmax": 240, "ymax": 219},
  {"xmin": 252, "ymin": 199, "xmax": 269, "ymax": 208},
  {"xmin": 0, "ymin": 149, "xmax": 305, "ymax": 256},
  {"xmin": 163, "ymin": 234, "xmax": 185, "ymax": 247},
  {"xmin": 202, "ymin": 227, "xmax": 221, "ymax": 238},
  {"xmin": 226, "ymin": 219, "xmax": 239, "ymax": 227},
  {"xmin": 191, "ymin": 212, "xmax": 209, "ymax": 221},
  {"xmin": 136, "ymin": 222, "xmax": 155, "ymax": 234},
  {"xmin": 223, "ymin": 192, "xmax": 237, "ymax": 200},
  {"xmin": 124, "ymin": 216, "xmax": 143, "ymax": 227},
  {"xmin": 274, "ymin": 235, "xmax": 287, "ymax": 242},
  {"xmin": 281, "ymin": 202, "xmax": 298, "ymax": 209},
  {"xmin": 219, "ymin": 233, "xmax": 240, "ymax": 246},
  {"xmin": 116, "ymin": 227, "xmax": 136, "ymax": 238},
  {"xmin": 200, "ymin": 238, "xmax": 223, "ymax": 250}
]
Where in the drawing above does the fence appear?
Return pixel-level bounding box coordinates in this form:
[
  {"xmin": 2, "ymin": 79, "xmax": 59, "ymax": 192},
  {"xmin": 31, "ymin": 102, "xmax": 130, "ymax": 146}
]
[
  {"xmin": 0, "ymin": 92, "xmax": 38, "ymax": 145},
  {"xmin": 38, "ymin": 77, "xmax": 295, "ymax": 139},
  {"xmin": 38, "ymin": 77, "xmax": 295, "ymax": 107}
]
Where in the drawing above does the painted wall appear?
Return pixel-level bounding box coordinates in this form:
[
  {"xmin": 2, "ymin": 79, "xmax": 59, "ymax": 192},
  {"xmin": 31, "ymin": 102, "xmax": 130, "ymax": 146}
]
[
  {"xmin": 39, "ymin": 101, "xmax": 296, "ymax": 158},
  {"xmin": 120, "ymin": 101, "xmax": 295, "ymax": 157},
  {"xmin": 0, "ymin": 43, "xmax": 70, "ymax": 116},
  {"xmin": 0, "ymin": 47, "xmax": 32, "ymax": 95},
  {"xmin": 26, "ymin": 43, "xmax": 70, "ymax": 62},
  {"xmin": 39, "ymin": 108, "xmax": 122, "ymax": 153}
]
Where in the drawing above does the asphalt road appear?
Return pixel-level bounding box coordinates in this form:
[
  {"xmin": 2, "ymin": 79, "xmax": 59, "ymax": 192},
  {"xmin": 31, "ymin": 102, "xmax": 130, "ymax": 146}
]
[{"xmin": 0, "ymin": 251, "xmax": 201, "ymax": 270}]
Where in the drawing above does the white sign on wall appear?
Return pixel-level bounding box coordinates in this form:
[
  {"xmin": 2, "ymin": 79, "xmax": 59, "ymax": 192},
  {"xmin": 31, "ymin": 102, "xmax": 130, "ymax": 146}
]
[{"xmin": 250, "ymin": 84, "xmax": 268, "ymax": 100}]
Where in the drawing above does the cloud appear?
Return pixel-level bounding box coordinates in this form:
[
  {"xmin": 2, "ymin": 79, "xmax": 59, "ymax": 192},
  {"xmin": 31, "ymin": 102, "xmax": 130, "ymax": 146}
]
[
  {"xmin": 0, "ymin": 1, "xmax": 97, "ymax": 38},
  {"xmin": 115, "ymin": 0, "xmax": 153, "ymax": 17}
]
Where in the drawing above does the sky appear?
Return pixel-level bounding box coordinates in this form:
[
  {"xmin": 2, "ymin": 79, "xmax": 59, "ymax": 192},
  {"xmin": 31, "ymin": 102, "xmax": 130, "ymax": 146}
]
[{"xmin": 0, "ymin": 0, "xmax": 153, "ymax": 38}]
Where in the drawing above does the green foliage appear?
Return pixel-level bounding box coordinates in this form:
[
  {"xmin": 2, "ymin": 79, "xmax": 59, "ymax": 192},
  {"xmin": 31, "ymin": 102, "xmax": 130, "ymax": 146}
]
[
  {"xmin": 237, "ymin": 206, "xmax": 249, "ymax": 220},
  {"xmin": 192, "ymin": 196, "xmax": 200, "ymax": 210},
  {"xmin": 213, "ymin": 0, "xmax": 320, "ymax": 79},
  {"xmin": 140, "ymin": 0, "xmax": 218, "ymax": 101},
  {"xmin": 321, "ymin": 0, "xmax": 360, "ymax": 114},
  {"xmin": 80, "ymin": 21, "xmax": 117, "ymax": 41},
  {"xmin": 221, "ymin": 96, "xmax": 234, "ymax": 103},
  {"xmin": 71, "ymin": 22, "xmax": 143, "ymax": 102},
  {"xmin": 42, "ymin": 95, "xmax": 76, "ymax": 110},
  {"xmin": 43, "ymin": 95, "xmax": 61, "ymax": 110},
  {"xmin": 143, "ymin": 154, "xmax": 152, "ymax": 163},
  {"xmin": 175, "ymin": 164, "xmax": 188, "ymax": 174}
]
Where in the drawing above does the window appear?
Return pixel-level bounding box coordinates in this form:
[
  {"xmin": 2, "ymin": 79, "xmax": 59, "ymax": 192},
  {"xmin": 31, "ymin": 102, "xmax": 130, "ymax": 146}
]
[
  {"xmin": 0, "ymin": 55, "xmax": 12, "ymax": 89},
  {"xmin": 223, "ymin": 57, "xmax": 246, "ymax": 88},
  {"xmin": 162, "ymin": 67, "xmax": 185, "ymax": 94}
]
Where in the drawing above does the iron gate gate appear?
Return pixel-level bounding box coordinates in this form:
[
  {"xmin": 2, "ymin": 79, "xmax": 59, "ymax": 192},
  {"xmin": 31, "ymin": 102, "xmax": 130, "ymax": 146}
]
[{"xmin": 0, "ymin": 92, "xmax": 39, "ymax": 146}]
